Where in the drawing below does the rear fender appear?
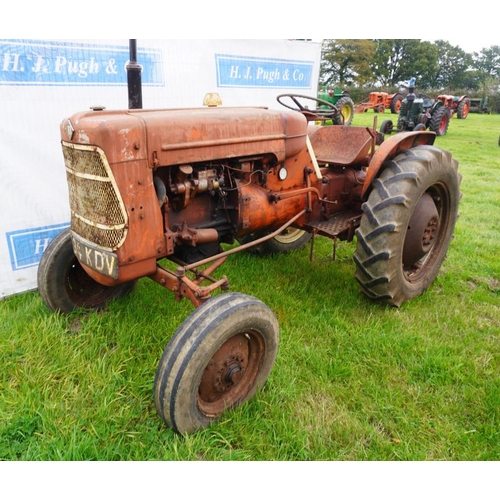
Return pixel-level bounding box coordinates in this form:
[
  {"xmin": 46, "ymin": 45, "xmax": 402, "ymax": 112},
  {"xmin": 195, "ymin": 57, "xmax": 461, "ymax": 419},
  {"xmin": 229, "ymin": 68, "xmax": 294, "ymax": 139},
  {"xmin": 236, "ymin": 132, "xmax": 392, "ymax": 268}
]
[{"xmin": 361, "ymin": 131, "xmax": 435, "ymax": 199}]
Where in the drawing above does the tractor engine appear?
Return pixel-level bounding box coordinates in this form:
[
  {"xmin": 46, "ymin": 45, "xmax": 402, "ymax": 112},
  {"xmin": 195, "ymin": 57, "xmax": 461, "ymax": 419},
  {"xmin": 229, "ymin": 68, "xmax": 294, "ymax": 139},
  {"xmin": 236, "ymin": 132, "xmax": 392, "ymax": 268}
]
[{"xmin": 60, "ymin": 105, "xmax": 318, "ymax": 284}]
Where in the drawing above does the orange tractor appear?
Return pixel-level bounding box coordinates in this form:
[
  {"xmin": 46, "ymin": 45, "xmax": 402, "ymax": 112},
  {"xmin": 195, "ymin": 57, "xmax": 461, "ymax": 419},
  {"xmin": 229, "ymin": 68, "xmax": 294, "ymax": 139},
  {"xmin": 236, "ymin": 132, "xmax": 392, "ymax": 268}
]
[
  {"xmin": 355, "ymin": 91, "xmax": 404, "ymax": 114},
  {"xmin": 38, "ymin": 41, "xmax": 462, "ymax": 434},
  {"xmin": 436, "ymin": 94, "xmax": 471, "ymax": 119}
]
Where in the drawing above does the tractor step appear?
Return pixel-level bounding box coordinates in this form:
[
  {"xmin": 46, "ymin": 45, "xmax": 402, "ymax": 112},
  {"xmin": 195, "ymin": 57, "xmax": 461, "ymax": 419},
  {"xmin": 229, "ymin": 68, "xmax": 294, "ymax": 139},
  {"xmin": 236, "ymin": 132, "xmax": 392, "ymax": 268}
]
[{"xmin": 304, "ymin": 210, "xmax": 362, "ymax": 240}]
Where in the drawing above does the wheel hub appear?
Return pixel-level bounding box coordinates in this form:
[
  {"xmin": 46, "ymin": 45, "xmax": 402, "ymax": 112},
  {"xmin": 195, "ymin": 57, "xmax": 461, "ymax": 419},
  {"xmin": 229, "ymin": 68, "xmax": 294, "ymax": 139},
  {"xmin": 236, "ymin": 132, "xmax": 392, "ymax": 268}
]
[
  {"xmin": 403, "ymin": 193, "xmax": 439, "ymax": 266},
  {"xmin": 198, "ymin": 335, "xmax": 249, "ymax": 403},
  {"xmin": 225, "ymin": 363, "xmax": 243, "ymax": 385}
]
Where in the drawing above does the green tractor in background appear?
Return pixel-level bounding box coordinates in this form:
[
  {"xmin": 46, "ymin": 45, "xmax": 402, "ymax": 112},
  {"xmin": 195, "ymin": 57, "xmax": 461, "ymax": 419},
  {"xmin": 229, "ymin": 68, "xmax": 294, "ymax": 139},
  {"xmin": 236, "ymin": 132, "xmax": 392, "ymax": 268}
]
[{"xmin": 317, "ymin": 87, "xmax": 355, "ymax": 125}]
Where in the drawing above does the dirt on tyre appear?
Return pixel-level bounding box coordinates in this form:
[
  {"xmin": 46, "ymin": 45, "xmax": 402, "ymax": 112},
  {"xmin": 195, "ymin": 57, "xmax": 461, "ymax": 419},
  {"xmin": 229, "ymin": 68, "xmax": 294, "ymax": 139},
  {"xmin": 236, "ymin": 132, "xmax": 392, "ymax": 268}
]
[
  {"xmin": 154, "ymin": 292, "xmax": 279, "ymax": 434},
  {"xmin": 353, "ymin": 146, "xmax": 461, "ymax": 307},
  {"xmin": 37, "ymin": 228, "xmax": 136, "ymax": 313}
]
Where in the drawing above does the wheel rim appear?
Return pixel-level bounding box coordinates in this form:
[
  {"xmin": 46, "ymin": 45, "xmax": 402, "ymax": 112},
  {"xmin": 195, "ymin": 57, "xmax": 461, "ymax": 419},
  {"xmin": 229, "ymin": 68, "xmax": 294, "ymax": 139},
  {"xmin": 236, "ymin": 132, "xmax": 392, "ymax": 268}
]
[
  {"xmin": 197, "ymin": 330, "xmax": 265, "ymax": 417},
  {"xmin": 439, "ymin": 115, "xmax": 448, "ymax": 133},
  {"xmin": 341, "ymin": 106, "xmax": 352, "ymax": 122},
  {"xmin": 402, "ymin": 187, "xmax": 450, "ymax": 282},
  {"xmin": 462, "ymin": 102, "xmax": 470, "ymax": 117},
  {"xmin": 274, "ymin": 228, "xmax": 306, "ymax": 245}
]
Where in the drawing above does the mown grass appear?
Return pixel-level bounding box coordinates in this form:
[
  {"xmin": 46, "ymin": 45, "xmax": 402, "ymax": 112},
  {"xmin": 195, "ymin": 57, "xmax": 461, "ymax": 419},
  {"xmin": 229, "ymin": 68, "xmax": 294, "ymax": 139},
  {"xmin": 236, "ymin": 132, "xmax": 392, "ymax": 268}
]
[{"xmin": 1, "ymin": 112, "xmax": 499, "ymax": 461}]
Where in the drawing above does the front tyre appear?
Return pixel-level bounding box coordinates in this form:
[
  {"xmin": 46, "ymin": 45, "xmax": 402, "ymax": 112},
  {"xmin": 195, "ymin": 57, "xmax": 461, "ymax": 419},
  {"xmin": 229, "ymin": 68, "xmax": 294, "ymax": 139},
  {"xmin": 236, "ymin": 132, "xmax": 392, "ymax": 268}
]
[
  {"xmin": 154, "ymin": 292, "xmax": 279, "ymax": 434},
  {"xmin": 353, "ymin": 146, "xmax": 461, "ymax": 307},
  {"xmin": 37, "ymin": 228, "xmax": 136, "ymax": 313},
  {"xmin": 380, "ymin": 119, "xmax": 393, "ymax": 135}
]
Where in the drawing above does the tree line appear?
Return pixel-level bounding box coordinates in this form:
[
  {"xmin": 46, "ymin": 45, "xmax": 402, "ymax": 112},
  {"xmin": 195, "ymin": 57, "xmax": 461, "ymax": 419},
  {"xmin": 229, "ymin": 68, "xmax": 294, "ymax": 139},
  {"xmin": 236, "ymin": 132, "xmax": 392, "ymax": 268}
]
[{"xmin": 319, "ymin": 39, "xmax": 500, "ymax": 111}]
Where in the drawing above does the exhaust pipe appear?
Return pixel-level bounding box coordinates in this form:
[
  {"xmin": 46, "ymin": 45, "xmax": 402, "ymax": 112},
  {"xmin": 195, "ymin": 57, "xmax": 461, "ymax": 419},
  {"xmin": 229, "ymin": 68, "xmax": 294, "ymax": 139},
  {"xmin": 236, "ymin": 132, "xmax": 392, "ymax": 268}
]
[{"xmin": 126, "ymin": 39, "xmax": 143, "ymax": 109}]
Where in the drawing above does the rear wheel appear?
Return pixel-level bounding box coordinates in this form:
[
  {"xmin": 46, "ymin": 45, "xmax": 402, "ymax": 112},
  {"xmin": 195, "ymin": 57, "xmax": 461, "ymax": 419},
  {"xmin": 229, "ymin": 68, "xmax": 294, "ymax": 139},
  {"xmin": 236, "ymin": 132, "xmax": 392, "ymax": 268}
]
[
  {"xmin": 240, "ymin": 228, "xmax": 312, "ymax": 255},
  {"xmin": 37, "ymin": 228, "xmax": 136, "ymax": 313},
  {"xmin": 457, "ymin": 98, "xmax": 470, "ymax": 119},
  {"xmin": 333, "ymin": 96, "xmax": 355, "ymax": 126},
  {"xmin": 429, "ymin": 106, "xmax": 451, "ymax": 136},
  {"xmin": 154, "ymin": 292, "xmax": 279, "ymax": 434},
  {"xmin": 353, "ymin": 146, "xmax": 461, "ymax": 307},
  {"xmin": 390, "ymin": 94, "xmax": 404, "ymax": 114}
]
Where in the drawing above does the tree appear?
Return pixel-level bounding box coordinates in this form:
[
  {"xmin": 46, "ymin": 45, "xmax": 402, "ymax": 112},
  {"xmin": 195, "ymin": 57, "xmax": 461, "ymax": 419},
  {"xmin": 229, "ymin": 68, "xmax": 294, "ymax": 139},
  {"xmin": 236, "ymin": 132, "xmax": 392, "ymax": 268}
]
[
  {"xmin": 370, "ymin": 40, "xmax": 439, "ymax": 89},
  {"xmin": 474, "ymin": 46, "xmax": 500, "ymax": 80},
  {"xmin": 320, "ymin": 39, "xmax": 375, "ymax": 87},
  {"xmin": 431, "ymin": 40, "xmax": 473, "ymax": 90},
  {"xmin": 318, "ymin": 39, "xmax": 500, "ymax": 103}
]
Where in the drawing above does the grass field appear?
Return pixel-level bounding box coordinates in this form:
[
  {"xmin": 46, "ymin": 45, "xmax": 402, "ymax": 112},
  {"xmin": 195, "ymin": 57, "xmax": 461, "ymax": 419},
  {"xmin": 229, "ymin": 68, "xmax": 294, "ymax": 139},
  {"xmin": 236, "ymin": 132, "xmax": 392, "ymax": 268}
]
[{"xmin": 1, "ymin": 111, "xmax": 499, "ymax": 462}]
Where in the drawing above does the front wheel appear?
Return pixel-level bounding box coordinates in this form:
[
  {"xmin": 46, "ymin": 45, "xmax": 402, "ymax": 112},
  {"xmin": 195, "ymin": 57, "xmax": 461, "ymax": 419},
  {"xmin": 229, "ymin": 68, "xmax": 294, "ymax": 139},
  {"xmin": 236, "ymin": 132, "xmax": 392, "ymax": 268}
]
[
  {"xmin": 154, "ymin": 292, "xmax": 279, "ymax": 434},
  {"xmin": 380, "ymin": 119, "xmax": 393, "ymax": 135},
  {"xmin": 353, "ymin": 146, "xmax": 461, "ymax": 307},
  {"xmin": 37, "ymin": 228, "xmax": 136, "ymax": 313}
]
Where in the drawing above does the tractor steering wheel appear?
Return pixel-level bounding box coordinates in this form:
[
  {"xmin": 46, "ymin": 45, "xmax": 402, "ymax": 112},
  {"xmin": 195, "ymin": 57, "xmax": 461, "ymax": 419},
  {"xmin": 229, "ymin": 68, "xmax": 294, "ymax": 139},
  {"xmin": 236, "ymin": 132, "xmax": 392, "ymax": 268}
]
[{"xmin": 276, "ymin": 94, "xmax": 339, "ymax": 120}]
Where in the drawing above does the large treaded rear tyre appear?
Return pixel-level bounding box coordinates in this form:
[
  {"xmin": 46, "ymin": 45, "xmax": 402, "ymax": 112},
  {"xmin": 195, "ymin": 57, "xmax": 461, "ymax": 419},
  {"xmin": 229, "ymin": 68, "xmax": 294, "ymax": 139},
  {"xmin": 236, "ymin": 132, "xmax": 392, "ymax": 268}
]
[
  {"xmin": 429, "ymin": 106, "xmax": 451, "ymax": 136},
  {"xmin": 333, "ymin": 96, "xmax": 355, "ymax": 126},
  {"xmin": 457, "ymin": 98, "xmax": 470, "ymax": 119},
  {"xmin": 353, "ymin": 146, "xmax": 461, "ymax": 307},
  {"xmin": 37, "ymin": 228, "xmax": 136, "ymax": 313},
  {"xmin": 390, "ymin": 93, "xmax": 404, "ymax": 114}
]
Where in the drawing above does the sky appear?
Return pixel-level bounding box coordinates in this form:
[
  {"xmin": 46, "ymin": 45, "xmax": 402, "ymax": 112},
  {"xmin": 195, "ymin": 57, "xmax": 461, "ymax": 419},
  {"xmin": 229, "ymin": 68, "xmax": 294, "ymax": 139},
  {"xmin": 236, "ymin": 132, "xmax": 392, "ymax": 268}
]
[
  {"xmin": 1, "ymin": 2, "xmax": 496, "ymax": 55},
  {"xmin": 425, "ymin": 37, "xmax": 497, "ymax": 54}
]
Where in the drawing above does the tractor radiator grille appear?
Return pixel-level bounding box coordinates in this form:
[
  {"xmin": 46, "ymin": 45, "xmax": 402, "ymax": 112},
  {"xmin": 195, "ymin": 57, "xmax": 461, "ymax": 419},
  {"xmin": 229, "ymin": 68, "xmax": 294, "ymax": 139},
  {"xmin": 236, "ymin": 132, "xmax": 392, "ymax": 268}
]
[{"xmin": 62, "ymin": 142, "xmax": 128, "ymax": 251}]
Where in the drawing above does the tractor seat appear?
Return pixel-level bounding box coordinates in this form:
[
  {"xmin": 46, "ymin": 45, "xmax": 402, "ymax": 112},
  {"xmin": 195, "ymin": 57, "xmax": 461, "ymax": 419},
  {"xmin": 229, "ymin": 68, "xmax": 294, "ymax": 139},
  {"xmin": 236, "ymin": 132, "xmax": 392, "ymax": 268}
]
[{"xmin": 309, "ymin": 125, "xmax": 374, "ymax": 166}]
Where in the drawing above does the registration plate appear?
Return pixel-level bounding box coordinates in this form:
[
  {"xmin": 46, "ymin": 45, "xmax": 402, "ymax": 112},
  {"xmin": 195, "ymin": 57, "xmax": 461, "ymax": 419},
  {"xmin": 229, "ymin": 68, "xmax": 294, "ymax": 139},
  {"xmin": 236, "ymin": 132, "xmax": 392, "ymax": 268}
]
[{"xmin": 71, "ymin": 233, "xmax": 119, "ymax": 279}]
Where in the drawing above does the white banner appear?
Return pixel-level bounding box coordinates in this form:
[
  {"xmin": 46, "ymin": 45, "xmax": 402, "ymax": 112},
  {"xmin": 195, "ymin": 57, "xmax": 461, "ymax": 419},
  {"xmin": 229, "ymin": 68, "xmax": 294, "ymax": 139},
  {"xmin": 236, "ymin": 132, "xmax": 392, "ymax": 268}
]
[{"xmin": 0, "ymin": 38, "xmax": 321, "ymax": 298}]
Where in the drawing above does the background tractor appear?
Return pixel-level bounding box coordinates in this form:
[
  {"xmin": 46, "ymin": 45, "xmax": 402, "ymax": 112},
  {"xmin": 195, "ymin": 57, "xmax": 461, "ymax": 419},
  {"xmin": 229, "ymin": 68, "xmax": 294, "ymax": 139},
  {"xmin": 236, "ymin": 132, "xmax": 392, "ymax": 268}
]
[
  {"xmin": 436, "ymin": 94, "xmax": 471, "ymax": 119},
  {"xmin": 355, "ymin": 91, "xmax": 404, "ymax": 114},
  {"xmin": 469, "ymin": 97, "xmax": 490, "ymax": 114},
  {"xmin": 317, "ymin": 87, "xmax": 355, "ymax": 125},
  {"xmin": 380, "ymin": 78, "xmax": 452, "ymax": 137},
  {"xmin": 38, "ymin": 43, "xmax": 461, "ymax": 435}
]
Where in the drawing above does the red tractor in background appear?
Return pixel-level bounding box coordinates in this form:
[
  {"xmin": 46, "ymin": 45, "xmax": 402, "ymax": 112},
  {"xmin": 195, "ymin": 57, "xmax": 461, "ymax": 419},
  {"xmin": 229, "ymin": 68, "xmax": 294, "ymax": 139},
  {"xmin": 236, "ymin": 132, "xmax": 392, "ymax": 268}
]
[
  {"xmin": 355, "ymin": 91, "xmax": 404, "ymax": 114},
  {"xmin": 436, "ymin": 94, "xmax": 471, "ymax": 119}
]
